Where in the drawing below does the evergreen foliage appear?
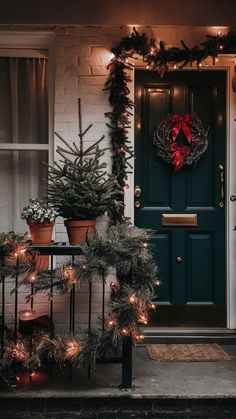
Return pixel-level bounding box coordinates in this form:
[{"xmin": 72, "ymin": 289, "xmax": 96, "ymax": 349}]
[{"xmin": 47, "ymin": 99, "xmax": 124, "ymax": 221}]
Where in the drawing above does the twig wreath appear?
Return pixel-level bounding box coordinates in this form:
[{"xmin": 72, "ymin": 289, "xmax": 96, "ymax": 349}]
[
  {"xmin": 153, "ymin": 113, "xmax": 209, "ymax": 171},
  {"xmin": 105, "ymin": 28, "xmax": 236, "ymax": 183},
  {"xmin": 0, "ymin": 225, "xmax": 158, "ymax": 385}
]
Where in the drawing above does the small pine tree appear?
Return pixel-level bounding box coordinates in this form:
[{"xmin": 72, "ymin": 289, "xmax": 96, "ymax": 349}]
[{"xmin": 47, "ymin": 99, "xmax": 124, "ymax": 221}]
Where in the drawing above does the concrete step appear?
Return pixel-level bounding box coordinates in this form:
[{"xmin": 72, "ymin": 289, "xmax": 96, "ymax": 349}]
[
  {"xmin": 1, "ymin": 396, "xmax": 236, "ymax": 418},
  {"xmin": 142, "ymin": 329, "xmax": 236, "ymax": 344}
]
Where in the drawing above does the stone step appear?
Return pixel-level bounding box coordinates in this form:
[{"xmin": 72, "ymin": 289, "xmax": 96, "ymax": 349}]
[
  {"xmin": 142, "ymin": 329, "xmax": 236, "ymax": 344},
  {"xmin": 1, "ymin": 396, "xmax": 236, "ymax": 418}
]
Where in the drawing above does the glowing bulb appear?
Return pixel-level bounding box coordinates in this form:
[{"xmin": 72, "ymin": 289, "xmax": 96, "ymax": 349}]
[
  {"xmin": 146, "ymin": 65, "xmax": 150, "ymax": 69},
  {"xmin": 217, "ymin": 31, "xmax": 222, "ymax": 37},
  {"xmin": 173, "ymin": 64, "xmax": 177, "ymax": 69},
  {"xmin": 143, "ymin": 243, "xmax": 148, "ymax": 248},
  {"xmin": 219, "ymin": 45, "xmax": 223, "ymax": 50},
  {"xmin": 215, "ymin": 57, "xmax": 219, "ymax": 62},
  {"xmin": 155, "ymin": 280, "xmax": 161, "ymax": 286},
  {"xmin": 151, "ymin": 304, "xmax": 156, "ymax": 309},
  {"xmin": 129, "ymin": 294, "xmax": 136, "ymax": 304}
]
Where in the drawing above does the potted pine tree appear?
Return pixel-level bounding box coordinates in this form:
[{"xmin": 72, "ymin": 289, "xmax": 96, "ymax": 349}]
[{"xmin": 47, "ymin": 99, "xmax": 124, "ymax": 244}]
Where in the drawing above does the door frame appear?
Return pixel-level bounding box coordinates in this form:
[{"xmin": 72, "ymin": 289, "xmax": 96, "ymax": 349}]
[{"xmin": 124, "ymin": 56, "xmax": 236, "ymax": 329}]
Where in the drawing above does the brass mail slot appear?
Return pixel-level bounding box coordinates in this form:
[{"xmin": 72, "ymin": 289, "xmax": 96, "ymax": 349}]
[{"xmin": 162, "ymin": 214, "xmax": 198, "ymax": 226}]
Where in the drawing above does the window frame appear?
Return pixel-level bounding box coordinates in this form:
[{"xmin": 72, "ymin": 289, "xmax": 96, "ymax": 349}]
[{"xmin": 0, "ymin": 31, "xmax": 54, "ymax": 164}]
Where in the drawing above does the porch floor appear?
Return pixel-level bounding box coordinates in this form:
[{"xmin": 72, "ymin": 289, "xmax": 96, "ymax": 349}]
[{"xmin": 1, "ymin": 345, "xmax": 236, "ymax": 418}]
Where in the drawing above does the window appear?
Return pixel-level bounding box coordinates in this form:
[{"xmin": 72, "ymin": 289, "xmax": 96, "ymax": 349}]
[{"xmin": 0, "ymin": 33, "xmax": 53, "ymax": 232}]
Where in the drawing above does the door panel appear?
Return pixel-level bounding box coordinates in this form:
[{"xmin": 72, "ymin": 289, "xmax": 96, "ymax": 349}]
[{"xmin": 135, "ymin": 70, "xmax": 226, "ymax": 327}]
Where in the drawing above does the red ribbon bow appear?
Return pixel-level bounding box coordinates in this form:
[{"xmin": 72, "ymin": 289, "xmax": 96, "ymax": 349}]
[
  {"xmin": 169, "ymin": 144, "xmax": 190, "ymax": 171},
  {"xmin": 171, "ymin": 114, "xmax": 193, "ymax": 143}
]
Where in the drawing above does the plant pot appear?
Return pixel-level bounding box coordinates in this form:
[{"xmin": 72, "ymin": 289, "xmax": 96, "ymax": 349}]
[
  {"xmin": 27, "ymin": 221, "xmax": 55, "ymax": 245},
  {"xmin": 32, "ymin": 241, "xmax": 54, "ymax": 271},
  {"xmin": 64, "ymin": 220, "xmax": 96, "ymax": 245}
]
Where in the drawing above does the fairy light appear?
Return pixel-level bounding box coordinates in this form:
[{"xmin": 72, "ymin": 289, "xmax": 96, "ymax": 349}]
[
  {"xmin": 150, "ymin": 303, "xmax": 156, "ymax": 310},
  {"xmin": 28, "ymin": 272, "xmax": 37, "ymax": 284},
  {"xmin": 154, "ymin": 279, "xmax": 161, "ymax": 286},
  {"xmin": 129, "ymin": 294, "xmax": 136, "ymax": 304},
  {"xmin": 215, "ymin": 57, "xmax": 219, "ymax": 63},
  {"xmin": 63, "ymin": 266, "xmax": 77, "ymax": 285},
  {"xmin": 146, "ymin": 65, "xmax": 150, "ymax": 69},
  {"xmin": 6, "ymin": 342, "xmax": 29, "ymax": 362},
  {"xmin": 118, "ymin": 146, "xmax": 125, "ymax": 154},
  {"xmin": 173, "ymin": 64, "xmax": 177, "ymax": 70},
  {"xmin": 121, "ymin": 328, "xmax": 129, "ymax": 335},
  {"xmin": 143, "ymin": 242, "xmax": 148, "ymax": 249},
  {"xmin": 138, "ymin": 314, "xmax": 148, "ymax": 325},
  {"xmin": 64, "ymin": 339, "xmax": 81, "ymax": 360}
]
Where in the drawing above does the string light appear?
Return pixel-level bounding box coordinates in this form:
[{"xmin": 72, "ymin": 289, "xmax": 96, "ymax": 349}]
[
  {"xmin": 64, "ymin": 338, "xmax": 81, "ymax": 360},
  {"xmin": 138, "ymin": 314, "xmax": 148, "ymax": 325},
  {"xmin": 129, "ymin": 294, "xmax": 137, "ymax": 304},
  {"xmin": 143, "ymin": 242, "xmax": 148, "ymax": 249},
  {"xmin": 154, "ymin": 279, "xmax": 161, "ymax": 286},
  {"xmin": 63, "ymin": 266, "xmax": 77, "ymax": 285}
]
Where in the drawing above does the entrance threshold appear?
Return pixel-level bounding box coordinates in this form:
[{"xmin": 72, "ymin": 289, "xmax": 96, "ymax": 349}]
[{"xmin": 141, "ymin": 328, "xmax": 236, "ymax": 344}]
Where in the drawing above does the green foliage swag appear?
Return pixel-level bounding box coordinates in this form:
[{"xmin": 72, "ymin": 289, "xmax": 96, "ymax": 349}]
[
  {"xmin": 105, "ymin": 27, "xmax": 236, "ymax": 184},
  {"xmin": 0, "ymin": 224, "xmax": 158, "ymax": 386}
]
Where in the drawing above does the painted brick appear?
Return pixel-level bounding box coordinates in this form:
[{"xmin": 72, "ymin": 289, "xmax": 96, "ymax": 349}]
[
  {"xmin": 67, "ymin": 46, "xmax": 92, "ymax": 56},
  {"xmin": 79, "ymin": 36, "xmax": 104, "ymax": 46},
  {"xmin": 92, "ymin": 65, "xmax": 109, "ymax": 76}
]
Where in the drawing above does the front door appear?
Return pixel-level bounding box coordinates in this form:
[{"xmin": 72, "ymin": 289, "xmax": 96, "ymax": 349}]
[{"xmin": 135, "ymin": 70, "xmax": 226, "ymax": 328}]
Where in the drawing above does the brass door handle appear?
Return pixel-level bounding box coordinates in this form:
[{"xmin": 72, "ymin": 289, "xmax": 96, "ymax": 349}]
[
  {"xmin": 134, "ymin": 185, "xmax": 142, "ymax": 197},
  {"xmin": 219, "ymin": 164, "xmax": 224, "ymax": 208},
  {"xmin": 230, "ymin": 195, "xmax": 236, "ymax": 202},
  {"xmin": 176, "ymin": 256, "xmax": 182, "ymax": 263}
]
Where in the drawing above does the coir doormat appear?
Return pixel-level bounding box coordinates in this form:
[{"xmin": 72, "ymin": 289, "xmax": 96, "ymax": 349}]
[{"xmin": 146, "ymin": 343, "xmax": 231, "ymax": 362}]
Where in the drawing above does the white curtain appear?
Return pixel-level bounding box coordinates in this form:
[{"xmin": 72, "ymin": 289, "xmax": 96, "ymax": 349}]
[{"xmin": 0, "ymin": 57, "xmax": 48, "ymax": 233}]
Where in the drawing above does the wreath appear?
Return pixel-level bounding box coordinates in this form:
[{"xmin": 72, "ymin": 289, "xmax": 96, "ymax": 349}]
[{"xmin": 153, "ymin": 113, "xmax": 209, "ymax": 171}]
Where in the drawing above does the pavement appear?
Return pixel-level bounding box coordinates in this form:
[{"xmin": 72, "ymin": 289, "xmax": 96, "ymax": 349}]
[
  {"xmin": 1, "ymin": 345, "xmax": 236, "ymax": 418},
  {"xmin": 1, "ymin": 344, "xmax": 236, "ymax": 399}
]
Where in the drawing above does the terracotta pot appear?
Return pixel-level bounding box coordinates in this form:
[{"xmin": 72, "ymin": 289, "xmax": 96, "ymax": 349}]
[
  {"xmin": 27, "ymin": 221, "xmax": 55, "ymax": 244},
  {"xmin": 64, "ymin": 220, "xmax": 96, "ymax": 244}
]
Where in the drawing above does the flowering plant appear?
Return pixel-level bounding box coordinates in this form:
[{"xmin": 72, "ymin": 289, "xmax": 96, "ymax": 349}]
[{"xmin": 21, "ymin": 199, "xmax": 58, "ymax": 223}]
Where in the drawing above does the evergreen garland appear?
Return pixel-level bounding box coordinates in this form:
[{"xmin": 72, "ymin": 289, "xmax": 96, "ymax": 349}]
[
  {"xmin": 0, "ymin": 224, "xmax": 158, "ymax": 386},
  {"xmin": 105, "ymin": 27, "xmax": 236, "ymax": 184}
]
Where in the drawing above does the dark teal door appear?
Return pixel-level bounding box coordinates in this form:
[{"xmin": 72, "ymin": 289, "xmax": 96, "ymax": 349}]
[{"xmin": 135, "ymin": 70, "xmax": 226, "ymax": 327}]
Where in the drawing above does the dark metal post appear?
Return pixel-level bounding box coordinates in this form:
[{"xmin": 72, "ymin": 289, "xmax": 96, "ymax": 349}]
[
  {"xmin": 120, "ymin": 335, "xmax": 133, "ymax": 389},
  {"xmin": 119, "ymin": 262, "xmax": 133, "ymax": 389},
  {"xmin": 50, "ymin": 254, "xmax": 54, "ymax": 339},
  {"xmin": 88, "ymin": 279, "xmax": 92, "ymax": 379},
  {"xmin": 102, "ymin": 275, "xmax": 105, "ymax": 331},
  {"xmin": 1, "ymin": 275, "xmax": 5, "ymax": 358},
  {"xmin": 14, "ymin": 256, "xmax": 19, "ymax": 344}
]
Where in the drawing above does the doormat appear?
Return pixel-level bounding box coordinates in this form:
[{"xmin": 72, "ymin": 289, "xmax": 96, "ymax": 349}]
[{"xmin": 146, "ymin": 344, "xmax": 231, "ymax": 362}]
